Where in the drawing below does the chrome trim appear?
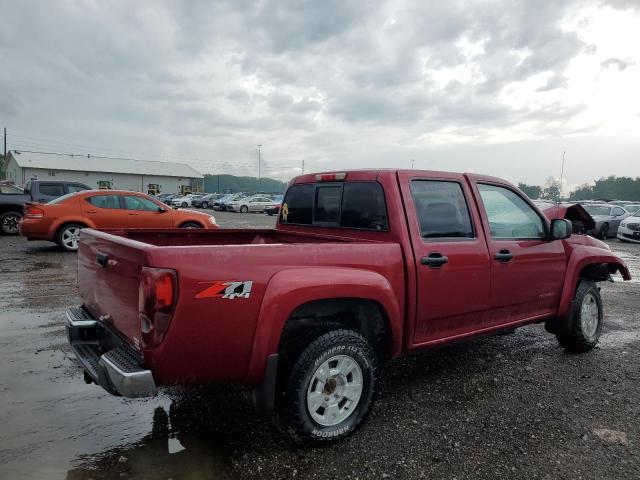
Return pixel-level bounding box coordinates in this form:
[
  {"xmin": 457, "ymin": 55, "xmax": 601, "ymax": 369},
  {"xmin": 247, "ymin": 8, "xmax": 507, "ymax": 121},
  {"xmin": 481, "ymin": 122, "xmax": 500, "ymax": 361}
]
[
  {"xmin": 99, "ymin": 355, "xmax": 157, "ymax": 398},
  {"xmin": 65, "ymin": 309, "xmax": 97, "ymax": 328}
]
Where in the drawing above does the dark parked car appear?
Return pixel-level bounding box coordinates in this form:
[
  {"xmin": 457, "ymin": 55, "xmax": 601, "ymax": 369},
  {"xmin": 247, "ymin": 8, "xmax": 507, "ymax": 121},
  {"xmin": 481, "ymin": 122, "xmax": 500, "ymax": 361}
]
[
  {"xmin": 582, "ymin": 204, "xmax": 631, "ymax": 239},
  {"xmin": 192, "ymin": 193, "xmax": 222, "ymax": 209},
  {"xmin": 0, "ymin": 180, "xmax": 90, "ymax": 234}
]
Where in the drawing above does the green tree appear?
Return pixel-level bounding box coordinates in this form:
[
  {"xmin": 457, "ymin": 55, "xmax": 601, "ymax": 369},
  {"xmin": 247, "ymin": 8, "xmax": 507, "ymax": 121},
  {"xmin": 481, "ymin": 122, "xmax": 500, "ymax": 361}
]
[
  {"xmin": 542, "ymin": 177, "xmax": 561, "ymax": 201},
  {"xmin": 569, "ymin": 175, "xmax": 640, "ymax": 201},
  {"xmin": 517, "ymin": 183, "xmax": 542, "ymax": 199},
  {"xmin": 202, "ymin": 174, "xmax": 286, "ymax": 194}
]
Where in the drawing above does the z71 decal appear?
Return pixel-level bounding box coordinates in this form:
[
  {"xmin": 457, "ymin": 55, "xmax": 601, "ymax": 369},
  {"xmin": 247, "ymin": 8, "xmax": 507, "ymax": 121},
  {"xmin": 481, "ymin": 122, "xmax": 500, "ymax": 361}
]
[{"xmin": 195, "ymin": 281, "xmax": 253, "ymax": 299}]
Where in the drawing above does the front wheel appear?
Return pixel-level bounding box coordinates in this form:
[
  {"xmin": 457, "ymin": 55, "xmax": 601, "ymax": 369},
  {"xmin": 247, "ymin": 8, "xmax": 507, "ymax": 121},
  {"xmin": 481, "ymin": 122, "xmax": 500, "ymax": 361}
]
[
  {"xmin": 240, "ymin": 205, "xmax": 249, "ymax": 213},
  {"xmin": 180, "ymin": 222, "xmax": 202, "ymax": 229},
  {"xmin": 556, "ymin": 279, "xmax": 603, "ymax": 353},
  {"xmin": 599, "ymin": 223, "xmax": 609, "ymax": 239},
  {"xmin": 278, "ymin": 329, "xmax": 376, "ymax": 443},
  {"xmin": 57, "ymin": 223, "xmax": 84, "ymax": 251},
  {"xmin": 202, "ymin": 202, "xmax": 209, "ymax": 209},
  {"xmin": 181, "ymin": 202, "xmax": 188, "ymax": 208},
  {"xmin": 0, "ymin": 211, "xmax": 22, "ymax": 235}
]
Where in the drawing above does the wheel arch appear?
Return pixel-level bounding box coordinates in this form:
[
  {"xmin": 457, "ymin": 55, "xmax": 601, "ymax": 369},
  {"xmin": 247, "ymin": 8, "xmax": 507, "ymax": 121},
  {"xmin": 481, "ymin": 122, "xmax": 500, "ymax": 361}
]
[
  {"xmin": 557, "ymin": 250, "xmax": 630, "ymax": 319},
  {"xmin": 52, "ymin": 218, "xmax": 92, "ymax": 240},
  {"xmin": 246, "ymin": 267, "xmax": 403, "ymax": 385}
]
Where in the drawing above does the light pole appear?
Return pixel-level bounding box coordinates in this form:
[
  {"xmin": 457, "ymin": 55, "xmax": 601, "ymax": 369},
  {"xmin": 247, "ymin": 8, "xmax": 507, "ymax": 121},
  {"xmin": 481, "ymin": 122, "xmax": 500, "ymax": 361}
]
[
  {"xmin": 560, "ymin": 151, "xmax": 566, "ymax": 198},
  {"xmin": 257, "ymin": 144, "xmax": 262, "ymax": 180}
]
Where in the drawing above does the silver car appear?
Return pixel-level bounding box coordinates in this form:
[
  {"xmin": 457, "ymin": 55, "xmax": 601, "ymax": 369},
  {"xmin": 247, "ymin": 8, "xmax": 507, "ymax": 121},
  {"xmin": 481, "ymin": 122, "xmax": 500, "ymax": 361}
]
[
  {"xmin": 227, "ymin": 195, "xmax": 274, "ymax": 213},
  {"xmin": 583, "ymin": 204, "xmax": 631, "ymax": 239}
]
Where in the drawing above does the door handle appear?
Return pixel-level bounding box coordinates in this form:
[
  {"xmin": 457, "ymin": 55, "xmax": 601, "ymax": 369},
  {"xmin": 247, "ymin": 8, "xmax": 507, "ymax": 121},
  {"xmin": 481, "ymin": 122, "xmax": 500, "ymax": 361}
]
[
  {"xmin": 421, "ymin": 252, "xmax": 449, "ymax": 268},
  {"xmin": 128, "ymin": 213, "xmax": 140, "ymax": 216},
  {"xmin": 494, "ymin": 249, "xmax": 513, "ymax": 262},
  {"xmin": 85, "ymin": 210, "xmax": 97, "ymax": 214}
]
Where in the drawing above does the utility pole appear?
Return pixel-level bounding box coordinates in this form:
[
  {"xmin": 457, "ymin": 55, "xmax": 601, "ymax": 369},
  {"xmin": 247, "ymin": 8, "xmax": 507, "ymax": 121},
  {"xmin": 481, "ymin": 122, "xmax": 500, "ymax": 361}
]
[
  {"xmin": 2, "ymin": 127, "xmax": 6, "ymax": 179},
  {"xmin": 411, "ymin": 158, "xmax": 415, "ymax": 169},
  {"xmin": 302, "ymin": 159, "xmax": 305, "ymax": 174},
  {"xmin": 560, "ymin": 151, "xmax": 566, "ymax": 198},
  {"xmin": 3, "ymin": 127, "xmax": 6, "ymax": 158},
  {"xmin": 217, "ymin": 174, "xmax": 220, "ymax": 193},
  {"xmin": 257, "ymin": 144, "xmax": 262, "ymax": 180}
]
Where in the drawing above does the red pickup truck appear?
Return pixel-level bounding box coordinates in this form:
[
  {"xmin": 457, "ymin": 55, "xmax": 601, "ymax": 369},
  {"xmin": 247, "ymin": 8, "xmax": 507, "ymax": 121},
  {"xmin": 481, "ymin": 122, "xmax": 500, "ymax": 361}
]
[{"xmin": 66, "ymin": 169, "xmax": 630, "ymax": 442}]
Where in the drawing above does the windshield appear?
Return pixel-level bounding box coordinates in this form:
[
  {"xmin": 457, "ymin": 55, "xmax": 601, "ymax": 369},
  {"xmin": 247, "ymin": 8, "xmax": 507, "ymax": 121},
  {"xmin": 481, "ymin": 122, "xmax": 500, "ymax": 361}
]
[
  {"xmin": 47, "ymin": 192, "xmax": 79, "ymax": 205},
  {"xmin": 584, "ymin": 205, "xmax": 611, "ymax": 216}
]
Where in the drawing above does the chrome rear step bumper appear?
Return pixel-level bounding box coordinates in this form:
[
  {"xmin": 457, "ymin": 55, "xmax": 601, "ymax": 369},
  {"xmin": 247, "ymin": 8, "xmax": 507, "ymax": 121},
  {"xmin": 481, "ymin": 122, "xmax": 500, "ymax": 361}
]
[{"xmin": 66, "ymin": 307, "xmax": 157, "ymax": 398}]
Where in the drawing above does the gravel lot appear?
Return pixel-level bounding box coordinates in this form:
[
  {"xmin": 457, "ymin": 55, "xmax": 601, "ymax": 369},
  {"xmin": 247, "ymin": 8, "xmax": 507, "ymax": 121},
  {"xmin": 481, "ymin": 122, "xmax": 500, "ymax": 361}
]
[{"xmin": 1, "ymin": 211, "xmax": 638, "ymax": 479}]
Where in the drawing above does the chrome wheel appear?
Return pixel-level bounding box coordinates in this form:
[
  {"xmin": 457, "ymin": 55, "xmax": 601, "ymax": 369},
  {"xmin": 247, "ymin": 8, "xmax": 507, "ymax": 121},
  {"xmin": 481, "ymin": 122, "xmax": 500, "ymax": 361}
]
[
  {"xmin": 580, "ymin": 292, "xmax": 599, "ymax": 338},
  {"xmin": 61, "ymin": 226, "xmax": 81, "ymax": 250},
  {"xmin": 306, "ymin": 354, "xmax": 363, "ymax": 427},
  {"xmin": 1, "ymin": 213, "xmax": 21, "ymax": 234}
]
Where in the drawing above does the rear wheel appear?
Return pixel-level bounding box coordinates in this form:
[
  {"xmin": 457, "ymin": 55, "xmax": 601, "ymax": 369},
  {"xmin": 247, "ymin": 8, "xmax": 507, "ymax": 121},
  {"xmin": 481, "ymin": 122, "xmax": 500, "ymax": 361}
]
[
  {"xmin": 277, "ymin": 329, "xmax": 376, "ymax": 443},
  {"xmin": 0, "ymin": 211, "xmax": 22, "ymax": 235},
  {"xmin": 202, "ymin": 201, "xmax": 209, "ymax": 209},
  {"xmin": 57, "ymin": 223, "xmax": 84, "ymax": 251},
  {"xmin": 556, "ymin": 279, "xmax": 603, "ymax": 353},
  {"xmin": 181, "ymin": 202, "xmax": 188, "ymax": 208},
  {"xmin": 180, "ymin": 222, "xmax": 202, "ymax": 229},
  {"xmin": 240, "ymin": 205, "xmax": 249, "ymax": 213}
]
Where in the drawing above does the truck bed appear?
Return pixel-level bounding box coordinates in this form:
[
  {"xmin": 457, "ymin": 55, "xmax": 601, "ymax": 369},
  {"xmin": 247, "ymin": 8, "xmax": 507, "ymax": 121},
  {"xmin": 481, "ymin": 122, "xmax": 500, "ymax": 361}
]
[{"xmin": 76, "ymin": 228, "xmax": 405, "ymax": 385}]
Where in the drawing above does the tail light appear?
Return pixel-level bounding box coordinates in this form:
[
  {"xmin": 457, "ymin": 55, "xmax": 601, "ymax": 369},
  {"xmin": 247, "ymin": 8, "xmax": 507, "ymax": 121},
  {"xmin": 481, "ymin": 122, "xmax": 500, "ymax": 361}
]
[
  {"xmin": 25, "ymin": 206, "xmax": 45, "ymax": 219},
  {"xmin": 138, "ymin": 267, "xmax": 177, "ymax": 348}
]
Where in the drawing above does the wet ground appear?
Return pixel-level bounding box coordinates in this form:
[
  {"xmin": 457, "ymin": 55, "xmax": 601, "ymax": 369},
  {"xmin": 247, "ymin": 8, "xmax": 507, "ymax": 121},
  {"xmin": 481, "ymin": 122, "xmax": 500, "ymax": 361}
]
[{"xmin": 0, "ymin": 212, "xmax": 638, "ymax": 479}]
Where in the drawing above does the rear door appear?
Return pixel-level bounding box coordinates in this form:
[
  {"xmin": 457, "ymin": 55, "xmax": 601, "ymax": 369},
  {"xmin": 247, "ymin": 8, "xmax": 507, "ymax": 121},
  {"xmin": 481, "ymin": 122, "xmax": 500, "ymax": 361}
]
[
  {"xmin": 471, "ymin": 181, "xmax": 566, "ymax": 322},
  {"xmin": 81, "ymin": 193, "xmax": 128, "ymax": 228},
  {"xmin": 122, "ymin": 195, "xmax": 172, "ymax": 228},
  {"xmin": 398, "ymin": 172, "xmax": 492, "ymax": 344}
]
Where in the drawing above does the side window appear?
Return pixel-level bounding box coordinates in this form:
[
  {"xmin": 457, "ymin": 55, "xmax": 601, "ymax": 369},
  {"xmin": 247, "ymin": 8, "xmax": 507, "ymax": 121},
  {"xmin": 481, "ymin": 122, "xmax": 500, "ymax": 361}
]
[
  {"xmin": 283, "ymin": 184, "xmax": 314, "ymax": 224},
  {"xmin": 341, "ymin": 182, "xmax": 388, "ymax": 230},
  {"xmin": 410, "ymin": 180, "xmax": 474, "ymax": 239},
  {"xmin": 86, "ymin": 195, "xmax": 121, "ymax": 209},
  {"xmin": 478, "ymin": 184, "xmax": 545, "ymax": 239},
  {"xmin": 314, "ymin": 186, "xmax": 341, "ymax": 224},
  {"xmin": 613, "ymin": 207, "xmax": 625, "ymax": 216},
  {"xmin": 38, "ymin": 183, "xmax": 65, "ymax": 197},
  {"xmin": 124, "ymin": 196, "xmax": 161, "ymax": 211},
  {"xmin": 67, "ymin": 184, "xmax": 89, "ymax": 193}
]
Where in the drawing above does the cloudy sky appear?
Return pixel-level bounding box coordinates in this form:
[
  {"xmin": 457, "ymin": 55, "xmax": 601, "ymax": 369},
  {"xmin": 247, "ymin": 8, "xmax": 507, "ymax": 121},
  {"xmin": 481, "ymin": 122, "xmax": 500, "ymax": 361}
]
[{"xmin": 1, "ymin": 0, "xmax": 639, "ymax": 188}]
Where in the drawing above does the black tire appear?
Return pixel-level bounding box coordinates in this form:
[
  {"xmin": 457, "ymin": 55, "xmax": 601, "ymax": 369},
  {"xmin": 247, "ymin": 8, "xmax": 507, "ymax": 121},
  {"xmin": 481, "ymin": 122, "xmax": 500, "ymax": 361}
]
[
  {"xmin": 57, "ymin": 223, "xmax": 84, "ymax": 252},
  {"xmin": 202, "ymin": 202, "xmax": 209, "ymax": 209},
  {"xmin": 240, "ymin": 205, "xmax": 249, "ymax": 213},
  {"xmin": 277, "ymin": 329, "xmax": 376, "ymax": 443},
  {"xmin": 556, "ymin": 279, "xmax": 603, "ymax": 353},
  {"xmin": 599, "ymin": 223, "xmax": 609, "ymax": 239},
  {"xmin": 181, "ymin": 202, "xmax": 188, "ymax": 208},
  {"xmin": 180, "ymin": 222, "xmax": 202, "ymax": 229},
  {"xmin": 0, "ymin": 211, "xmax": 22, "ymax": 235}
]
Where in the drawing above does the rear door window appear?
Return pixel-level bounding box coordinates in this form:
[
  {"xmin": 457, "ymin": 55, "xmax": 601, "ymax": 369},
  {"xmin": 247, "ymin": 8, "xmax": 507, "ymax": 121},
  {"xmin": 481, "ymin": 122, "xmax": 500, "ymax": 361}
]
[
  {"xmin": 86, "ymin": 195, "xmax": 122, "ymax": 209},
  {"xmin": 410, "ymin": 180, "xmax": 474, "ymax": 239},
  {"xmin": 38, "ymin": 183, "xmax": 65, "ymax": 197},
  {"xmin": 341, "ymin": 182, "xmax": 388, "ymax": 230}
]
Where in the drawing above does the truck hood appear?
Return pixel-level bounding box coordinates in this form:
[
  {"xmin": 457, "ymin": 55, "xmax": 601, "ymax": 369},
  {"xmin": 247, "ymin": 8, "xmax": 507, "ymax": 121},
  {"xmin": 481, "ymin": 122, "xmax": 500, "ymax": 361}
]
[{"xmin": 539, "ymin": 203, "xmax": 595, "ymax": 230}]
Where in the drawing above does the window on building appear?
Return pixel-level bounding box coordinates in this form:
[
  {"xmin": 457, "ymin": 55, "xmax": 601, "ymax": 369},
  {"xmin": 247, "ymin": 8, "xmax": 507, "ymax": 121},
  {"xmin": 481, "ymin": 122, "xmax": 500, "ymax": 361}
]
[{"xmin": 48, "ymin": 170, "xmax": 56, "ymax": 176}]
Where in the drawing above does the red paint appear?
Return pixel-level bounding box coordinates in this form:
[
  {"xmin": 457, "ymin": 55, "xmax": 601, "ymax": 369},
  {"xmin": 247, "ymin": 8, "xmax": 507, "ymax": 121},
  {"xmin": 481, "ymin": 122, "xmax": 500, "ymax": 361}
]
[{"xmin": 75, "ymin": 170, "xmax": 631, "ymax": 387}]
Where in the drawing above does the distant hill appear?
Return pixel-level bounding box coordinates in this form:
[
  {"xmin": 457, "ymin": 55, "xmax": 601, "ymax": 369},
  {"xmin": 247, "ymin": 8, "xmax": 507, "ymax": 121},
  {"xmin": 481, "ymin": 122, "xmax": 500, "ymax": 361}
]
[{"xmin": 202, "ymin": 174, "xmax": 286, "ymax": 194}]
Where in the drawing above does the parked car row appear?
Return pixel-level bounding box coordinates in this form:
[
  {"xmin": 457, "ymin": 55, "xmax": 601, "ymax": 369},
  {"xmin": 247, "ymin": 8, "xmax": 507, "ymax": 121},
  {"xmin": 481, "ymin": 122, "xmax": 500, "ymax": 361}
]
[
  {"xmin": 153, "ymin": 192, "xmax": 284, "ymax": 214},
  {"xmin": 535, "ymin": 199, "xmax": 640, "ymax": 241}
]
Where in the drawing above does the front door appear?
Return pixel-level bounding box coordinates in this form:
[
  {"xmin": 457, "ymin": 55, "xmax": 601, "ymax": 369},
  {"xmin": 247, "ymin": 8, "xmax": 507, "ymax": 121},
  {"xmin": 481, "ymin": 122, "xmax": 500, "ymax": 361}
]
[
  {"xmin": 122, "ymin": 195, "xmax": 172, "ymax": 228},
  {"xmin": 399, "ymin": 172, "xmax": 492, "ymax": 344},
  {"xmin": 471, "ymin": 182, "xmax": 566, "ymax": 323}
]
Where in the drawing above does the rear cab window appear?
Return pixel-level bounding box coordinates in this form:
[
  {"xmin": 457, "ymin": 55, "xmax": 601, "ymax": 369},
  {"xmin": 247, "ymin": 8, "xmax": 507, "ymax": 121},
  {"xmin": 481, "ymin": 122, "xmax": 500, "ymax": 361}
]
[
  {"xmin": 38, "ymin": 183, "xmax": 65, "ymax": 197},
  {"xmin": 281, "ymin": 182, "xmax": 388, "ymax": 231}
]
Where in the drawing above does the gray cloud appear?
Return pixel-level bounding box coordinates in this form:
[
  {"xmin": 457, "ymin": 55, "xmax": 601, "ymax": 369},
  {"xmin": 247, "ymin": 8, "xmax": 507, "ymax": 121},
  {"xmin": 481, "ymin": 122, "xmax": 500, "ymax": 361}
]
[{"xmin": 0, "ymin": 0, "xmax": 637, "ymax": 185}]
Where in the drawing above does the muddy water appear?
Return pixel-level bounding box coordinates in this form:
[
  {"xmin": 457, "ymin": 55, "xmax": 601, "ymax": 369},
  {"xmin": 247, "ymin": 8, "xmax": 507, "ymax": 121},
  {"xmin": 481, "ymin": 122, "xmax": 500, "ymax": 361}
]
[{"xmin": 1, "ymin": 229, "xmax": 639, "ymax": 480}]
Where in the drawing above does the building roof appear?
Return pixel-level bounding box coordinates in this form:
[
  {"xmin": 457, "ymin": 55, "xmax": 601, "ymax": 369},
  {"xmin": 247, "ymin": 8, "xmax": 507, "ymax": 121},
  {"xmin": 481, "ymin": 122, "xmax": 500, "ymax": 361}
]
[{"xmin": 10, "ymin": 150, "xmax": 203, "ymax": 179}]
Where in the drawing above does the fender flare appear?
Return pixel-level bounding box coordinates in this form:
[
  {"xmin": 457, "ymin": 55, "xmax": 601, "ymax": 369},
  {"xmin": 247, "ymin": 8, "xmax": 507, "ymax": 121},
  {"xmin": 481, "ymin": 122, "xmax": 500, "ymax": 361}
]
[
  {"xmin": 246, "ymin": 267, "xmax": 403, "ymax": 384},
  {"xmin": 557, "ymin": 248, "xmax": 630, "ymax": 319}
]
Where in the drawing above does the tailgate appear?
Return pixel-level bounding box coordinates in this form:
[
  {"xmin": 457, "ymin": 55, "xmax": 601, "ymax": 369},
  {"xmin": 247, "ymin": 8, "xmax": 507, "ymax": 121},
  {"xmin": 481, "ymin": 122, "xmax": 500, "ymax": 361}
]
[{"xmin": 78, "ymin": 229, "xmax": 152, "ymax": 348}]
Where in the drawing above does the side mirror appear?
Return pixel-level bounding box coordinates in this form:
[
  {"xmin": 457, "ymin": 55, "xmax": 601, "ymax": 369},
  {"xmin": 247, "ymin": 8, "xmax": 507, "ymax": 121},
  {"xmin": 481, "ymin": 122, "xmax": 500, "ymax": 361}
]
[
  {"xmin": 158, "ymin": 207, "xmax": 167, "ymax": 213},
  {"xmin": 550, "ymin": 219, "xmax": 572, "ymax": 240}
]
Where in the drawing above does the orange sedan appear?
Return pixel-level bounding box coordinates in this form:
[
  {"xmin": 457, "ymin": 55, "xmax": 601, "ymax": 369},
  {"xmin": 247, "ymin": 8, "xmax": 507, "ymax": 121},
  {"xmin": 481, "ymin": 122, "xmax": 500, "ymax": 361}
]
[{"xmin": 19, "ymin": 190, "xmax": 219, "ymax": 251}]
